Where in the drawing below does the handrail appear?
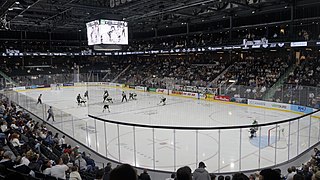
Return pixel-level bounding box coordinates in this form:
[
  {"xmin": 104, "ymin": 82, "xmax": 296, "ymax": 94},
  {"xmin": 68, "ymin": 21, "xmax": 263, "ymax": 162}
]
[{"xmin": 89, "ymin": 108, "xmax": 320, "ymax": 130}]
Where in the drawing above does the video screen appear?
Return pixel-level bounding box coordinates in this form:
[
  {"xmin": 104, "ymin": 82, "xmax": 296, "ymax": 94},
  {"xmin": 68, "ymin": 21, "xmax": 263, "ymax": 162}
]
[
  {"xmin": 86, "ymin": 19, "xmax": 128, "ymax": 45},
  {"xmin": 86, "ymin": 20, "xmax": 101, "ymax": 45},
  {"xmin": 99, "ymin": 20, "xmax": 128, "ymax": 45}
]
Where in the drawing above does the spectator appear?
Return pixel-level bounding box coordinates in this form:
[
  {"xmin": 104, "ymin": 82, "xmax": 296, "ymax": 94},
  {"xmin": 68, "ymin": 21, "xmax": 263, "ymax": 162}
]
[
  {"xmin": 139, "ymin": 169, "xmax": 151, "ymax": 180},
  {"xmin": 217, "ymin": 176, "xmax": 224, "ymax": 180},
  {"xmin": 64, "ymin": 145, "xmax": 72, "ymax": 154},
  {"xmin": 20, "ymin": 150, "xmax": 33, "ymax": 166},
  {"xmin": 293, "ymin": 174, "xmax": 304, "ymax": 180},
  {"xmin": 59, "ymin": 135, "xmax": 66, "ymax": 148},
  {"xmin": 259, "ymin": 169, "xmax": 281, "ymax": 180},
  {"xmin": 109, "ymin": 164, "xmax": 138, "ymax": 180},
  {"xmin": 70, "ymin": 165, "xmax": 82, "ymax": 180},
  {"xmin": 0, "ymin": 151, "xmax": 15, "ymax": 169},
  {"xmin": 96, "ymin": 168, "xmax": 105, "ymax": 180},
  {"xmin": 53, "ymin": 132, "xmax": 59, "ymax": 144},
  {"xmin": 28, "ymin": 153, "xmax": 41, "ymax": 172},
  {"xmin": 301, "ymin": 164, "xmax": 312, "ymax": 180},
  {"xmin": 209, "ymin": 173, "xmax": 217, "ymax": 180},
  {"xmin": 51, "ymin": 157, "xmax": 69, "ymax": 180},
  {"xmin": 83, "ymin": 152, "xmax": 95, "ymax": 171},
  {"xmin": 233, "ymin": 173, "xmax": 249, "ymax": 180},
  {"xmin": 44, "ymin": 131, "xmax": 54, "ymax": 145},
  {"xmin": 312, "ymin": 171, "xmax": 320, "ymax": 180},
  {"xmin": 176, "ymin": 166, "xmax": 192, "ymax": 180},
  {"xmin": 75, "ymin": 154, "xmax": 91, "ymax": 172},
  {"xmin": 41, "ymin": 159, "xmax": 52, "ymax": 175},
  {"xmin": 193, "ymin": 162, "xmax": 211, "ymax": 180},
  {"xmin": 10, "ymin": 133, "xmax": 23, "ymax": 147},
  {"xmin": 165, "ymin": 172, "xmax": 176, "ymax": 180},
  {"xmin": 286, "ymin": 167, "xmax": 295, "ymax": 180},
  {"xmin": 103, "ymin": 162, "xmax": 112, "ymax": 180}
]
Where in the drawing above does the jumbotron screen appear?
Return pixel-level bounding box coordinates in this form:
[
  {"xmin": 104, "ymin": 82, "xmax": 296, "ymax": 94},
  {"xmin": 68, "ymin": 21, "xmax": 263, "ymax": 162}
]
[{"xmin": 86, "ymin": 19, "xmax": 128, "ymax": 46}]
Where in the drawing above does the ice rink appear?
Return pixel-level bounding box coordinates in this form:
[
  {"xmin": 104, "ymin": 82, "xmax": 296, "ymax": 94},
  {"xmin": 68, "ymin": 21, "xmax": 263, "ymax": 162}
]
[{"xmin": 17, "ymin": 86, "xmax": 320, "ymax": 173}]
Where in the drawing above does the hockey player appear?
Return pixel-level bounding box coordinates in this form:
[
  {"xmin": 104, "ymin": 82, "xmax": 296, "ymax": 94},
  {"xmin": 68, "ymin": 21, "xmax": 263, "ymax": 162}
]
[
  {"xmin": 104, "ymin": 90, "xmax": 109, "ymax": 96},
  {"xmin": 36, "ymin": 94, "xmax": 42, "ymax": 105},
  {"xmin": 56, "ymin": 83, "xmax": 61, "ymax": 90},
  {"xmin": 250, "ymin": 119, "xmax": 258, "ymax": 138},
  {"xmin": 77, "ymin": 94, "xmax": 86, "ymax": 106},
  {"xmin": 121, "ymin": 91, "xmax": 127, "ymax": 102},
  {"xmin": 103, "ymin": 90, "xmax": 109, "ymax": 103},
  {"xmin": 159, "ymin": 96, "xmax": 166, "ymax": 105},
  {"xmin": 102, "ymin": 104, "xmax": 110, "ymax": 113},
  {"xmin": 129, "ymin": 92, "xmax": 137, "ymax": 100},
  {"xmin": 106, "ymin": 97, "xmax": 113, "ymax": 103},
  {"xmin": 84, "ymin": 90, "xmax": 89, "ymax": 100}
]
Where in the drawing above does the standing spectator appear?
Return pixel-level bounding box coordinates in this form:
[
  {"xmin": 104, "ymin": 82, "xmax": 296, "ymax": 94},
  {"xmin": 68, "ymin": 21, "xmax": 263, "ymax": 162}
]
[
  {"xmin": 286, "ymin": 167, "xmax": 295, "ymax": 180},
  {"xmin": 193, "ymin": 162, "xmax": 211, "ymax": 180},
  {"xmin": 47, "ymin": 106, "xmax": 55, "ymax": 121},
  {"xmin": 139, "ymin": 169, "xmax": 151, "ymax": 180},
  {"xmin": 176, "ymin": 166, "xmax": 192, "ymax": 180}
]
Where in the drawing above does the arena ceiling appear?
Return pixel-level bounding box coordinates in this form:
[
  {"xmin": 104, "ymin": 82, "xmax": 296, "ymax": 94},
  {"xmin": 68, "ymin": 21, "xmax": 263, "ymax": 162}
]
[{"xmin": 0, "ymin": 0, "xmax": 319, "ymax": 33}]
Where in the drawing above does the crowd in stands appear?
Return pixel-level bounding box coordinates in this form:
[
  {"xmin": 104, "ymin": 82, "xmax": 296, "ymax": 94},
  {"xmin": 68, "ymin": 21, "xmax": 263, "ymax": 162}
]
[
  {"xmin": 218, "ymin": 55, "xmax": 289, "ymax": 88},
  {"xmin": 287, "ymin": 57, "xmax": 320, "ymax": 87},
  {"xmin": 117, "ymin": 54, "xmax": 229, "ymax": 87}
]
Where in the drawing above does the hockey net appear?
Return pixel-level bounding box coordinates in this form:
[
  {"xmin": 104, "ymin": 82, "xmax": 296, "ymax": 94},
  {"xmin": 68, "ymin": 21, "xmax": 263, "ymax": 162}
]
[
  {"xmin": 50, "ymin": 83, "xmax": 61, "ymax": 90},
  {"xmin": 267, "ymin": 125, "xmax": 288, "ymax": 149}
]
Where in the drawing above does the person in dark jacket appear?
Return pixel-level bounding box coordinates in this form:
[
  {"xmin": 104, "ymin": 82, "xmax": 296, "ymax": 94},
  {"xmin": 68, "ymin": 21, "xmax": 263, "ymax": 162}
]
[
  {"xmin": 176, "ymin": 166, "xmax": 192, "ymax": 180},
  {"xmin": 193, "ymin": 162, "xmax": 211, "ymax": 180},
  {"xmin": 139, "ymin": 169, "xmax": 151, "ymax": 180}
]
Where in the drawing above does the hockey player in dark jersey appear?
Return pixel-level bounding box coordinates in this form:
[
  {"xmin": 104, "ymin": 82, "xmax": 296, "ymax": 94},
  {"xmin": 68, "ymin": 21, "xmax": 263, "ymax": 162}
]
[
  {"xmin": 129, "ymin": 92, "xmax": 137, "ymax": 100},
  {"xmin": 103, "ymin": 90, "xmax": 109, "ymax": 103},
  {"xmin": 159, "ymin": 96, "xmax": 166, "ymax": 105},
  {"xmin": 77, "ymin": 94, "xmax": 86, "ymax": 106},
  {"xmin": 102, "ymin": 104, "xmax": 110, "ymax": 112}
]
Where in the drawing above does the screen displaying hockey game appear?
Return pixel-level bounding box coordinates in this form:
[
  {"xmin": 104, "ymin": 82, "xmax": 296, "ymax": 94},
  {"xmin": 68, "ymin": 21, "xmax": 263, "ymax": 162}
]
[
  {"xmin": 86, "ymin": 20, "xmax": 101, "ymax": 45},
  {"xmin": 86, "ymin": 19, "xmax": 128, "ymax": 45}
]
